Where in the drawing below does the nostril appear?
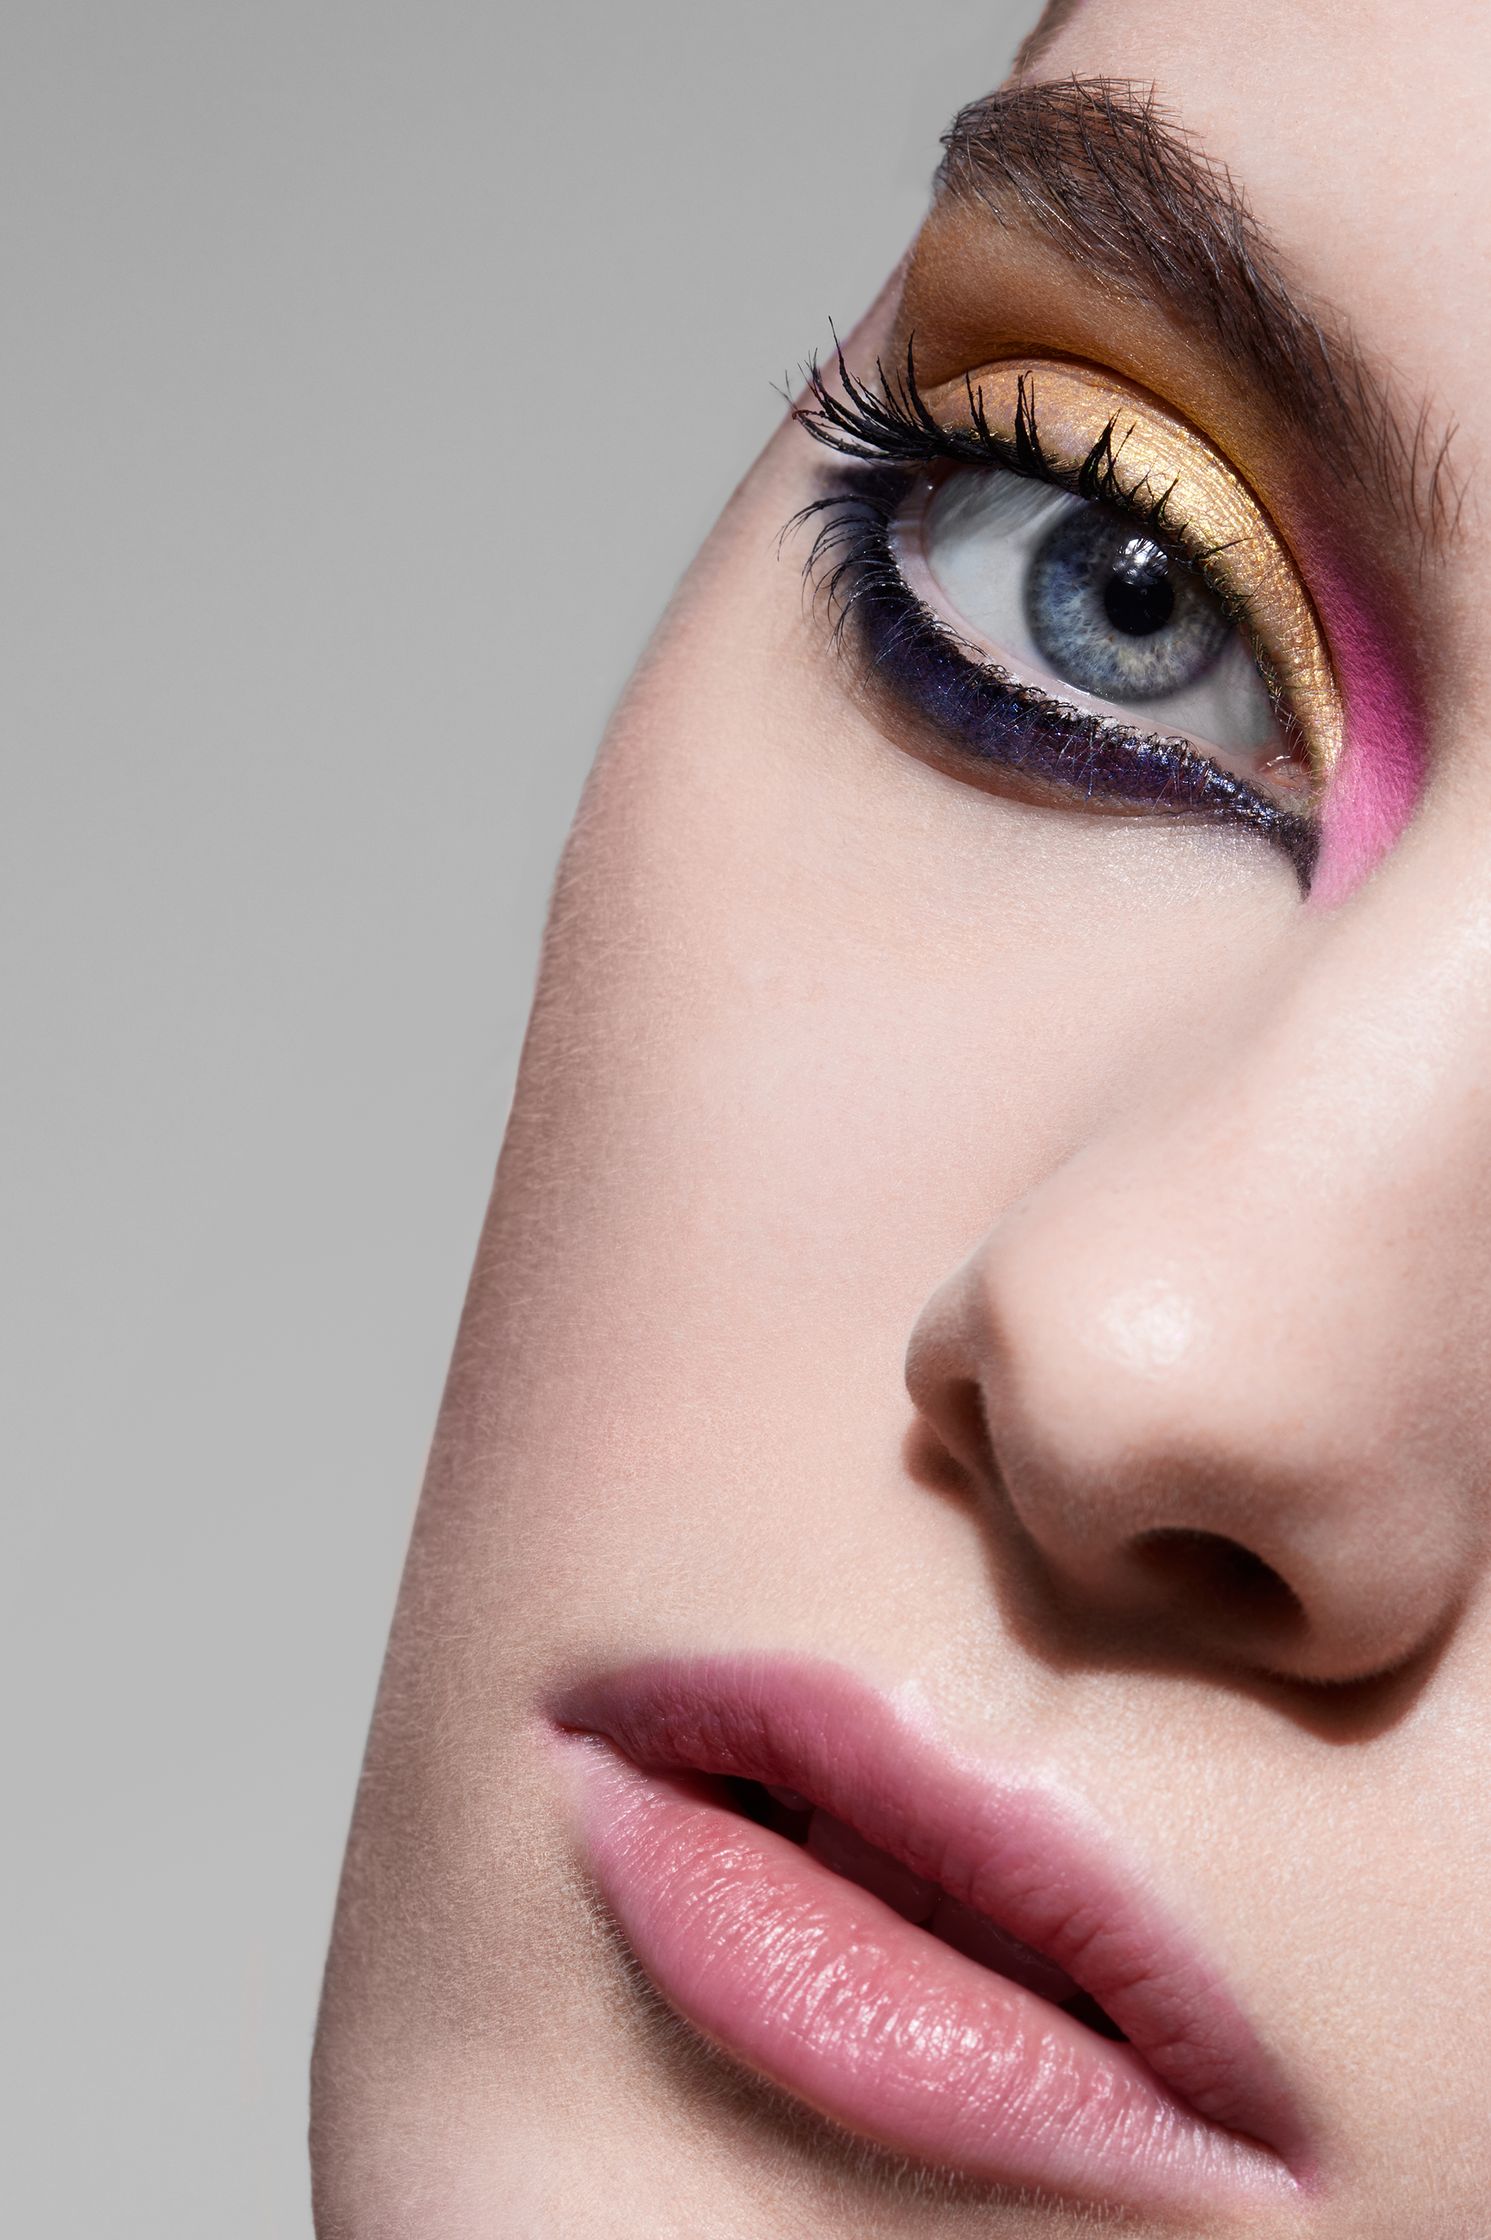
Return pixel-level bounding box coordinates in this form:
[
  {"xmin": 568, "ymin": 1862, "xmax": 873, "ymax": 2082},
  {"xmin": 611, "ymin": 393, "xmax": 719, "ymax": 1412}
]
[
  {"xmin": 913, "ymin": 1374, "xmax": 997, "ymax": 1492},
  {"xmin": 1130, "ymin": 1528, "xmax": 1304, "ymax": 1636}
]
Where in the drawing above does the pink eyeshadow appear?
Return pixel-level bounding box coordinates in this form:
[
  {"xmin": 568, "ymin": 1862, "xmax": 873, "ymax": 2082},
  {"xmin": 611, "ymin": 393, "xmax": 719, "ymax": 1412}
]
[{"xmin": 1308, "ymin": 561, "xmax": 1425, "ymax": 906}]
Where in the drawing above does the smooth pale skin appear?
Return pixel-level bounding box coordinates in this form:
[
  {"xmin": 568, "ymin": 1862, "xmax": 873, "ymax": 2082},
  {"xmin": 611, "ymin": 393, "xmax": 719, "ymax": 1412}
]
[{"xmin": 311, "ymin": 4, "xmax": 1491, "ymax": 2234}]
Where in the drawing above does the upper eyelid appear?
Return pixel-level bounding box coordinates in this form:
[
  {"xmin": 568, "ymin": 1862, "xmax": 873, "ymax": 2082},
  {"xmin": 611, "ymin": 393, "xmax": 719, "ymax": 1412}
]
[
  {"xmin": 927, "ymin": 78, "xmax": 1459, "ymax": 557},
  {"xmin": 796, "ymin": 347, "xmax": 1248, "ymax": 593}
]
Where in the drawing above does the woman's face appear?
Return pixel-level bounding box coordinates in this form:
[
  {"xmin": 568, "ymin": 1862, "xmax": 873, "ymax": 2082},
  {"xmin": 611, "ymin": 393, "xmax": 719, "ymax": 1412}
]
[{"xmin": 312, "ymin": 4, "xmax": 1491, "ymax": 2233}]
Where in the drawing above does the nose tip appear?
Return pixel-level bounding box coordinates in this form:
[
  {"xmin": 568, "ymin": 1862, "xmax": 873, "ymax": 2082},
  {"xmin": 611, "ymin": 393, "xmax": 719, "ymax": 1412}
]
[{"xmin": 905, "ymin": 1199, "xmax": 1475, "ymax": 1685}]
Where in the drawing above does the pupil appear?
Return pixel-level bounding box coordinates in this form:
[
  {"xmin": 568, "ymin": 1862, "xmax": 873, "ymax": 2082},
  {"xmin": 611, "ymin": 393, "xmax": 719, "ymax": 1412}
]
[{"xmin": 1102, "ymin": 536, "xmax": 1175, "ymax": 638}]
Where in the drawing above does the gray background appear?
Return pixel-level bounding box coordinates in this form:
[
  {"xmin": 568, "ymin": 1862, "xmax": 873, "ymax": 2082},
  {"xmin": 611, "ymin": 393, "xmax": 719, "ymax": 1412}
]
[{"xmin": 3, "ymin": 2, "xmax": 1038, "ymax": 2230}]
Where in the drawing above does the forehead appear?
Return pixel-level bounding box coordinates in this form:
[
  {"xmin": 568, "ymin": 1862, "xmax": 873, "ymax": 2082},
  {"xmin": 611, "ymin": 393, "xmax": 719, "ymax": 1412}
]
[{"xmin": 1040, "ymin": 0, "xmax": 1491, "ymax": 473}]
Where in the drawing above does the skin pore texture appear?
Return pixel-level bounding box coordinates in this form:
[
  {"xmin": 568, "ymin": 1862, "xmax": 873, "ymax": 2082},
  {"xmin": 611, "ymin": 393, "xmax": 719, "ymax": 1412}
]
[{"xmin": 312, "ymin": 4, "xmax": 1491, "ymax": 2235}]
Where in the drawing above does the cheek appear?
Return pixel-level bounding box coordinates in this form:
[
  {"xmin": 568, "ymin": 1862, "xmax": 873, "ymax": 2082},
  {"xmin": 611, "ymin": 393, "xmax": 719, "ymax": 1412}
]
[{"xmin": 442, "ymin": 499, "xmax": 1307, "ymax": 1639}]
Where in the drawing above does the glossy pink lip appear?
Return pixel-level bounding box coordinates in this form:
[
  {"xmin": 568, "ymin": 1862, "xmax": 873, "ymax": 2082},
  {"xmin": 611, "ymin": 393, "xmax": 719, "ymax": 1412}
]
[{"xmin": 551, "ymin": 1656, "xmax": 1312, "ymax": 2215}]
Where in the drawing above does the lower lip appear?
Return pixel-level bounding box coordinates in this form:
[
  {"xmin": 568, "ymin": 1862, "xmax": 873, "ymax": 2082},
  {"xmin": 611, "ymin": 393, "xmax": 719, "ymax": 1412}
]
[{"xmin": 562, "ymin": 1742, "xmax": 1295, "ymax": 2216}]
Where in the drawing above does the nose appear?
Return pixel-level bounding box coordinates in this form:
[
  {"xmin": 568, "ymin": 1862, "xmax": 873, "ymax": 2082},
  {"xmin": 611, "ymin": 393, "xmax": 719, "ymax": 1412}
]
[{"xmin": 906, "ymin": 860, "xmax": 1491, "ymax": 1685}]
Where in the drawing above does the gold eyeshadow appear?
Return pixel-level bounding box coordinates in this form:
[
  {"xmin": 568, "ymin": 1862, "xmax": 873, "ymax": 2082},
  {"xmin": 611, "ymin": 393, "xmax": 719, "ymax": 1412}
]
[{"xmin": 918, "ymin": 359, "xmax": 1343, "ymax": 787}]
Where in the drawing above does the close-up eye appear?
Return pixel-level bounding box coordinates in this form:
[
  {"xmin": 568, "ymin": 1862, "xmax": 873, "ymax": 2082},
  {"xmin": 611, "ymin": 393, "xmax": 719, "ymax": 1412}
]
[
  {"xmin": 906, "ymin": 469, "xmax": 1279, "ymax": 762},
  {"xmin": 795, "ymin": 356, "xmax": 1344, "ymax": 884}
]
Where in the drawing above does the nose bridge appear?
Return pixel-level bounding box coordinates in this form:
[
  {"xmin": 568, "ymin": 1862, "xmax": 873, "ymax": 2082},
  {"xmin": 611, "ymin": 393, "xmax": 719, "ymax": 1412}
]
[
  {"xmin": 1178, "ymin": 870, "xmax": 1491, "ymax": 1295},
  {"xmin": 1274, "ymin": 870, "xmax": 1491, "ymax": 1220},
  {"xmin": 1028, "ymin": 858, "xmax": 1491, "ymax": 1408},
  {"xmin": 908, "ymin": 854, "xmax": 1491, "ymax": 1682}
]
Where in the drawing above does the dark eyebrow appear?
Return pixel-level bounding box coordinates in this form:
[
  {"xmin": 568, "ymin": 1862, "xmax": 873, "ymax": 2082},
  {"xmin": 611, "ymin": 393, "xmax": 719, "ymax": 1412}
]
[{"xmin": 936, "ymin": 78, "xmax": 1462, "ymax": 555}]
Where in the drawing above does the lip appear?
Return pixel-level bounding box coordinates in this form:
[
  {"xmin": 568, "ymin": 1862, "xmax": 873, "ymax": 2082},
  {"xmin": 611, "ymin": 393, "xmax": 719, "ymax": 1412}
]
[{"xmin": 550, "ymin": 1655, "xmax": 1312, "ymax": 2217}]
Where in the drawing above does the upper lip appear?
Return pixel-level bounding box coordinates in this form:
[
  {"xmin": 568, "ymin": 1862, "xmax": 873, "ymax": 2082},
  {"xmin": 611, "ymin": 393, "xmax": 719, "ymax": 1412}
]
[{"xmin": 552, "ymin": 1650, "xmax": 1311, "ymax": 2176}]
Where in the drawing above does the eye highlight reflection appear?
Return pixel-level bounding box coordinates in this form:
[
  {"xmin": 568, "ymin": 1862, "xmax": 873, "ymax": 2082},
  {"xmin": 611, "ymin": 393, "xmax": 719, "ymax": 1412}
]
[{"xmin": 792, "ymin": 349, "xmax": 1344, "ymax": 888}]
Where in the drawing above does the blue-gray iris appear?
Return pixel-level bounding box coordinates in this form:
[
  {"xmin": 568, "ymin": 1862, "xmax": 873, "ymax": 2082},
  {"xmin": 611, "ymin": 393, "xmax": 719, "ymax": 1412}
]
[{"xmin": 1024, "ymin": 509, "xmax": 1229, "ymax": 702}]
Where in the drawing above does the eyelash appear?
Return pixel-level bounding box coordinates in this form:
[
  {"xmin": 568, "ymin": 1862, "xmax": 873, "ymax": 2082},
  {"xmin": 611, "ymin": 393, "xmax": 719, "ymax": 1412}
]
[{"xmin": 787, "ymin": 346, "xmax": 1319, "ymax": 887}]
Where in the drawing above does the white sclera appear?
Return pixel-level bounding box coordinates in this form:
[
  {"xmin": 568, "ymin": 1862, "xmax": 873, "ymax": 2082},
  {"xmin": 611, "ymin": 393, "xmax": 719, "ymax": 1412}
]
[{"xmin": 916, "ymin": 467, "xmax": 1283, "ymax": 758}]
